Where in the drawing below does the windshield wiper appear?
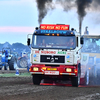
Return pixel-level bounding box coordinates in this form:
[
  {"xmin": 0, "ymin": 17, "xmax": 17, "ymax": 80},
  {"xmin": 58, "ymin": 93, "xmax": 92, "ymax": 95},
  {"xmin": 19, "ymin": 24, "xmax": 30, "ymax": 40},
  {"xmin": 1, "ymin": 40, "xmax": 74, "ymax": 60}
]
[
  {"xmin": 39, "ymin": 48, "xmax": 44, "ymax": 50},
  {"xmin": 62, "ymin": 49, "xmax": 67, "ymax": 51}
]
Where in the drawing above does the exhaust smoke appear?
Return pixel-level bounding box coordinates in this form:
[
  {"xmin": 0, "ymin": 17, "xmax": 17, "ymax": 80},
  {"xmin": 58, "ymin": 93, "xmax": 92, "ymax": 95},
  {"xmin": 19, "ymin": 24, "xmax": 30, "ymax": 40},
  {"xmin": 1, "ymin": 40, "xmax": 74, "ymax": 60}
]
[
  {"xmin": 56, "ymin": 0, "xmax": 74, "ymax": 12},
  {"xmin": 95, "ymin": 0, "xmax": 100, "ymax": 4},
  {"xmin": 36, "ymin": 0, "xmax": 54, "ymax": 24},
  {"xmin": 35, "ymin": 0, "xmax": 100, "ymax": 33},
  {"xmin": 76, "ymin": 0, "xmax": 92, "ymax": 34},
  {"xmin": 76, "ymin": 0, "xmax": 92, "ymax": 19}
]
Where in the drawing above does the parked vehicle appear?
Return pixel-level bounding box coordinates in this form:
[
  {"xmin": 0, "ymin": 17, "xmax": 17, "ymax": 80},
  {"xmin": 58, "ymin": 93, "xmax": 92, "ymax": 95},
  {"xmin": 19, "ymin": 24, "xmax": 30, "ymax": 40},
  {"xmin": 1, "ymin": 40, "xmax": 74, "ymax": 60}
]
[
  {"xmin": 17, "ymin": 52, "xmax": 31, "ymax": 71},
  {"xmin": 0, "ymin": 48, "xmax": 17, "ymax": 70}
]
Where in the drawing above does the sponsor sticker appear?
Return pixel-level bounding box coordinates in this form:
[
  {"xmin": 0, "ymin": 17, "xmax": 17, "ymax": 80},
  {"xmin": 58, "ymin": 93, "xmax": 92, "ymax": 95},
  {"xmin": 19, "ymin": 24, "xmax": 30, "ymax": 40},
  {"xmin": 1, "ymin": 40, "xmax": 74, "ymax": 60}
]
[
  {"xmin": 41, "ymin": 51, "xmax": 56, "ymax": 54},
  {"xmin": 57, "ymin": 51, "xmax": 66, "ymax": 54}
]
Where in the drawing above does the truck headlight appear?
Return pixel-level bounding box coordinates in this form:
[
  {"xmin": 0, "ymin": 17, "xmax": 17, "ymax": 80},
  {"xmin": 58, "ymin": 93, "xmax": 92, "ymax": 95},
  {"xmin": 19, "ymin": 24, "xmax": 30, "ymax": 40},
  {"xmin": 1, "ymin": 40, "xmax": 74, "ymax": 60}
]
[
  {"xmin": 33, "ymin": 67, "xmax": 39, "ymax": 71},
  {"xmin": 66, "ymin": 68, "xmax": 72, "ymax": 72}
]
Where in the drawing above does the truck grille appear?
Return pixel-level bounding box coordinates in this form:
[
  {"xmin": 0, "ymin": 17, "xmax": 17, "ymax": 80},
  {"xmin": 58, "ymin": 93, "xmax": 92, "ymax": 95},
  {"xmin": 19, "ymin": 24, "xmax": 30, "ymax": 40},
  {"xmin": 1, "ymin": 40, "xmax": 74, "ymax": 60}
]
[{"xmin": 40, "ymin": 55, "xmax": 65, "ymax": 63}]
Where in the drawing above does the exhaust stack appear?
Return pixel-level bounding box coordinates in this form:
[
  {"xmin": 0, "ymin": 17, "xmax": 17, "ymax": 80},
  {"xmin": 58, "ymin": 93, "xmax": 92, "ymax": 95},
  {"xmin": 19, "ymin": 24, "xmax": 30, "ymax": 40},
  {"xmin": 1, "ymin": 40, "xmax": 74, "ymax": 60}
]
[{"xmin": 79, "ymin": 20, "xmax": 82, "ymax": 35}]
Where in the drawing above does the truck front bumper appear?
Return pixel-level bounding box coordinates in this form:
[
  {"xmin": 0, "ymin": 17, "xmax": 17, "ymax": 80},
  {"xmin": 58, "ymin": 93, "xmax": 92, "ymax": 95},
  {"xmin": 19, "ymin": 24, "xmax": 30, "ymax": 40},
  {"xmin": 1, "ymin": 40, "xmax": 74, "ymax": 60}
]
[
  {"xmin": 30, "ymin": 72, "xmax": 76, "ymax": 75},
  {"xmin": 29, "ymin": 64, "xmax": 78, "ymax": 77}
]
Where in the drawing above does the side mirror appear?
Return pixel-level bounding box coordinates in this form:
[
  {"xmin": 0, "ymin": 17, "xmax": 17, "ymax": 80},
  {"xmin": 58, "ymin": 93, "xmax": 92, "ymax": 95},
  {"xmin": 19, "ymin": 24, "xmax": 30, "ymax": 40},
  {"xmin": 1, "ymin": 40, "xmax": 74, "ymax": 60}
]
[
  {"xmin": 27, "ymin": 38, "xmax": 30, "ymax": 46},
  {"xmin": 80, "ymin": 37, "xmax": 84, "ymax": 44}
]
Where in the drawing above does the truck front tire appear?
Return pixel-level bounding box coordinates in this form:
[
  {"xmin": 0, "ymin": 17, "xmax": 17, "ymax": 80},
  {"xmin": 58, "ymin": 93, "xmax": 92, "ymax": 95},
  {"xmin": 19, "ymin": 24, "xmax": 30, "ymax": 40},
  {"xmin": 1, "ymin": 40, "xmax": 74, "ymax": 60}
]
[
  {"xmin": 71, "ymin": 65, "xmax": 81, "ymax": 87},
  {"xmin": 71, "ymin": 72, "xmax": 80, "ymax": 87},
  {"xmin": 32, "ymin": 75, "xmax": 41, "ymax": 85}
]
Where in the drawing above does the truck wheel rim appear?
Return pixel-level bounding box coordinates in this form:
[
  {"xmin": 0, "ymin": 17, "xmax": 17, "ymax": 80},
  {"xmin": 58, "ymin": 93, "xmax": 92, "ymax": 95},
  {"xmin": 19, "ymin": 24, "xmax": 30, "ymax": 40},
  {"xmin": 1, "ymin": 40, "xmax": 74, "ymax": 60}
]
[{"xmin": 20, "ymin": 59, "xmax": 27, "ymax": 68}]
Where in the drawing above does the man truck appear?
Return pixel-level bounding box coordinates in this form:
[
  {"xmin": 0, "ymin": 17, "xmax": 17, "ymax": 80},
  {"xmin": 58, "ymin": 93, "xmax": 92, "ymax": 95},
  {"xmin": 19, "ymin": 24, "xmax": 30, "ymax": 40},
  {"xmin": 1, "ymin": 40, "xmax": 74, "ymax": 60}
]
[{"xmin": 27, "ymin": 24, "xmax": 83, "ymax": 87}]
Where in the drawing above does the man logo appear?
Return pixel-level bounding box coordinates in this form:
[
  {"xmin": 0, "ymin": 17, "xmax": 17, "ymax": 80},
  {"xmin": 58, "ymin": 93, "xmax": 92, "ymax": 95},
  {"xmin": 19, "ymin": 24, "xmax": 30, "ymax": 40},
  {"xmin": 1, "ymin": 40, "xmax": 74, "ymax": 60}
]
[{"xmin": 51, "ymin": 57, "xmax": 54, "ymax": 63}]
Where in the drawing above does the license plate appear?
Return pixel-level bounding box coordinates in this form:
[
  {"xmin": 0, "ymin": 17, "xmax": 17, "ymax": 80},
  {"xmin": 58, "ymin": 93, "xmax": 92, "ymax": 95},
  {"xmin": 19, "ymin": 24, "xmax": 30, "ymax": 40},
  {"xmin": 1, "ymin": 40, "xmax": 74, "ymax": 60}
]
[{"xmin": 44, "ymin": 71, "xmax": 59, "ymax": 75}]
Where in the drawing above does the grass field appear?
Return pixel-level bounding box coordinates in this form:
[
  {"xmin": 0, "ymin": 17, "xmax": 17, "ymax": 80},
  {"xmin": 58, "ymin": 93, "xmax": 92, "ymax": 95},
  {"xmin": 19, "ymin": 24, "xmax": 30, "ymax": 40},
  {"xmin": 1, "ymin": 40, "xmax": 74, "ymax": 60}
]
[{"xmin": 0, "ymin": 72, "xmax": 31, "ymax": 77}]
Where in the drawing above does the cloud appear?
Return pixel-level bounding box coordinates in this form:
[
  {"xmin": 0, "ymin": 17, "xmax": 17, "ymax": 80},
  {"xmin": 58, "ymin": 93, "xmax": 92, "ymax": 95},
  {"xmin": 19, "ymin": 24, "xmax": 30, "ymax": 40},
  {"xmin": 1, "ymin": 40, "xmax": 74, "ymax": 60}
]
[{"xmin": 0, "ymin": 26, "xmax": 35, "ymax": 33}]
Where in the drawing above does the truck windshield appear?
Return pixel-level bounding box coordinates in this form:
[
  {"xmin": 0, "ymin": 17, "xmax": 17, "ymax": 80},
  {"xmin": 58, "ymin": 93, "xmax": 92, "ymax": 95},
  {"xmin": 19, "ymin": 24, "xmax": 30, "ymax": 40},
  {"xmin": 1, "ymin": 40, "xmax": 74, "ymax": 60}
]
[{"xmin": 32, "ymin": 35, "xmax": 76, "ymax": 50}]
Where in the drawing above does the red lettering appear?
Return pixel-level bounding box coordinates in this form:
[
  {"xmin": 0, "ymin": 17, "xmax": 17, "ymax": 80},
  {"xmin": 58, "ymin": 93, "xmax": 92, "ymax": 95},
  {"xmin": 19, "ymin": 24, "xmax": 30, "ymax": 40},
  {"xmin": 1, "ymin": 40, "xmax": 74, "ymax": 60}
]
[
  {"xmin": 51, "ymin": 51, "xmax": 53, "ymax": 54},
  {"xmin": 54, "ymin": 51, "xmax": 56, "ymax": 54},
  {"xmin": 47, "ymin": 51, "xmax": 49, "ymax": 54},
  {"xmin": 41, "ymin": 51, "xmax": 43, "ymax": 53},
  {"xmin": 41, "ymin": 51, "xmax": 56, "ymax": 54},
  {"xmin": 35, "ymin": 51, "xmax": 39, "ymax": 53},
  {"xmin": 44, "ymin": 51, "xmax": 46, "ymax": 54}
]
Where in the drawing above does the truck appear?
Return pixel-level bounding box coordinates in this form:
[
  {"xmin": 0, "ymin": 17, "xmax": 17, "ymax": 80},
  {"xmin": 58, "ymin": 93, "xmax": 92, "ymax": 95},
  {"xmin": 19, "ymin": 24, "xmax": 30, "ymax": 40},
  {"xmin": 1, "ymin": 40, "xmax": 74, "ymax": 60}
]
[{"xmin": 27, "ymin": 24, "xmax": 84, "ymax": 87}]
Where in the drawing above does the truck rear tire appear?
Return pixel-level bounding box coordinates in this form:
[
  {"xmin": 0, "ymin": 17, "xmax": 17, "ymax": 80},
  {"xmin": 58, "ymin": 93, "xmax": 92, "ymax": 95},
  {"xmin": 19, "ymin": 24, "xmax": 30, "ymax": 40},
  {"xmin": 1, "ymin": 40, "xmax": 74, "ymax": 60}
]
[
  {"xmin": 8, "ymin": 57, "xmax": 17, "ymax": 70},
  {"xmin": 32, "ymin": 75, "xmax": 41, "ymax": 85}
]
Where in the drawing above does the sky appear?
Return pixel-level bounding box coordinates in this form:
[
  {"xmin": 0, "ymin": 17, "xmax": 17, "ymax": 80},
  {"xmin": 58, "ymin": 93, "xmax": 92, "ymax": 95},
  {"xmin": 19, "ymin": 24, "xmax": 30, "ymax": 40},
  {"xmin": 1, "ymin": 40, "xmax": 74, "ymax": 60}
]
[{"xmin": 0, "ymin": 0, "xmax": 100, "ymax": 45}]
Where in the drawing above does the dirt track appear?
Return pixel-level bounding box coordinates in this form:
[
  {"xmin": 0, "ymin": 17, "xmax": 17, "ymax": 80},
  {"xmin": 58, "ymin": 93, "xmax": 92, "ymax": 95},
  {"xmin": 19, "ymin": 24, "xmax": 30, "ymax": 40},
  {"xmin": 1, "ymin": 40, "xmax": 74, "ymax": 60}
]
[{"xmin": 0, "ymin": 76, "xmax": 100, "ymax": 100}]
